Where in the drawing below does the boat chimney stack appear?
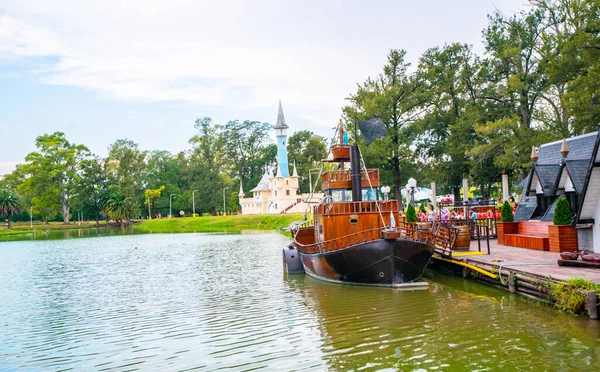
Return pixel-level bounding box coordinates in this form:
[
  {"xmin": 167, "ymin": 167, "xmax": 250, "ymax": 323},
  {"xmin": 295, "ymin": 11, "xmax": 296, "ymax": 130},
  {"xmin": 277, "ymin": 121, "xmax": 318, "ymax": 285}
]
[{"xmin": 350, "ymin": 144, "xmax": 362, "ymax": 202}]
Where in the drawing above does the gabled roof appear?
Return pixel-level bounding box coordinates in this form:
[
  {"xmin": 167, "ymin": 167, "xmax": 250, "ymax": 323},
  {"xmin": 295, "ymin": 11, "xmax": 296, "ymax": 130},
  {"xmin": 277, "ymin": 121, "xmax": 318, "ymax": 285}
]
[
  {"xmin": 537, "ymin": 131, "xmax": 597, "ymax": 164},
  {"xmin": 274, "ymin": 100, "xmax": 288, "ymax": 130},
  {"xmin": 565, "ymin": 159, "xmax": 590, "ymax": 193},
  {"xmin": 533, "ymin": 164, "xmax": 561, "ymax": 196}
]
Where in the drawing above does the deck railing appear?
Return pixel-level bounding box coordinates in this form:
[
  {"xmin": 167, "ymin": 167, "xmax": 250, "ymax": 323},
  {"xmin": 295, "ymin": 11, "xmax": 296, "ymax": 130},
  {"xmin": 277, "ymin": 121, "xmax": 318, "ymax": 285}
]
[
  {"xmin": 293, "ymin": 221, "xmax": 458, "ymax": 255},
  {"xmin": 315, "ymin": 200, "xmax": 398, "ymax": 215},
  {"xmin": 321, "ymin": 169, "xmax": 380, "ymax": 190}
]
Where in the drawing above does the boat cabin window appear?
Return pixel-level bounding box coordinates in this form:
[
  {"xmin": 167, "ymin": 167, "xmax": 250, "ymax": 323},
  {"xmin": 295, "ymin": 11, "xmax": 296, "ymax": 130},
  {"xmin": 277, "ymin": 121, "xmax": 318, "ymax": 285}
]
[
  {"xmin": 362, "ymin": 188, "xmax": 377, "ymax": 201},
  {"xmin": 325, "ymin": 188, "xmax": 378, "ymax": 202},
  {"xmin": 326, "ymin": 189, "xmax": 352, "ymax": 202}
]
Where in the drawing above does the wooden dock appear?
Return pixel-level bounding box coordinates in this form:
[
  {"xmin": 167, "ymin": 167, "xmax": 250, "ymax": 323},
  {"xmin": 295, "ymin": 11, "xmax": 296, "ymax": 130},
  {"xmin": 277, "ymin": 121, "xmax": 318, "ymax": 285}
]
[{"xmin": 462, "ymin": 239, "xmax": 600, "ymax": 284}]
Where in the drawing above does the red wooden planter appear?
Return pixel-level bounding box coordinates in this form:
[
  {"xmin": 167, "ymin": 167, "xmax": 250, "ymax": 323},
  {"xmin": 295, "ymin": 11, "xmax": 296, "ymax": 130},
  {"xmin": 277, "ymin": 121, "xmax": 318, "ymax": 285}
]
[
  {"xmin": 497, "ymin": 221, "xmax": 518, "ymax": 245},
  {"xmin": 548, "ymin": 225, "xmax": 578, "ymax": 253}
]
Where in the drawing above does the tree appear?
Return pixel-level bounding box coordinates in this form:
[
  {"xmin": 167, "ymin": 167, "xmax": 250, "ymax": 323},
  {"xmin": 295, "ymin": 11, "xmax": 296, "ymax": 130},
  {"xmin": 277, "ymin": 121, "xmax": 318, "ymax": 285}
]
[
  {"xmin": 103, "ymin": 188, "xmax": 128, "ymax": 227},
  {"xmin": 75, "ymin": 156, "xmax": 111, "ymax": 227},
  {"xmin": 344, "ymin": 49, "xmax": 428, "ymax": 200},
  {"xmin": 144, "ymin": 186, "xmax": 165, "ymax": 217},
  {"xmin": 107, "ymin": 139, "xmax": 147, "ymax": 222},
  {"xmin": 0, "ymin": 189, "xmax": 23, "ymax": 229},
  {"xmin": 219, "ymin": 119, "xmax": 273, "ymax": 186},
  {"xmin": 18, "ymin": 132, "xmax": 90, "ymax": 224},
  {"xmin": 185, "ymin": 117, "xmax": 226, "ymax": 215},
  {"xmin": 287, "ymin": 130, "xmax": 328, "ymax": 192},
  {"xmin": 414, "ymin": 43, "xmax": 482, "ymax": 197}
]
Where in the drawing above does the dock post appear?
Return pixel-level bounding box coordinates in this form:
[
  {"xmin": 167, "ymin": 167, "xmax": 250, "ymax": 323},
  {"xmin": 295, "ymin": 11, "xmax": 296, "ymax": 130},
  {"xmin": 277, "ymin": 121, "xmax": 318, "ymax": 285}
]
[
  {"xmin": 508, "ymin": 271, "xmax": 516, "ymax": 294},
  {"xmin": 586, "ymin": 291, "xmax": 598, "ymax": 320}
]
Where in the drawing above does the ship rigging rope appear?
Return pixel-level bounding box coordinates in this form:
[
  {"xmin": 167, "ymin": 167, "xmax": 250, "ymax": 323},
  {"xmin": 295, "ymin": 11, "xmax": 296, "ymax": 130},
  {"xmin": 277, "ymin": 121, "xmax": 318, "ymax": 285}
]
[{"xmin": 358, "ymin": 150, "xmax": 386, "ymax": 227}]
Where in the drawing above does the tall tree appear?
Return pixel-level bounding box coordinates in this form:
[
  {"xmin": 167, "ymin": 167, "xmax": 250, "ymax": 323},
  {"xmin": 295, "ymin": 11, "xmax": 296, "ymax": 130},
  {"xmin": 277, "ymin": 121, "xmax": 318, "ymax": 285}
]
[
  {"xmin": 344, "ymin": 49, "xmax": 428, "ymax": 200},
  {"xmin": 219, "ymin": 119, "xmax": 274, "ymax": 187},
  {"xmin": 107, "ymin": 139, "xmax": 146, "ymax": 223},
  {"xmin": 18, "ymin": 132, "xmax": 90, "ymax": 224},
  {"xmin": 75, "ymin": 156, "xmax": 111, "ymax": 227},
  {"xmin": 185, "ymin": 117, "xmax": 226, "ymax": 215}
]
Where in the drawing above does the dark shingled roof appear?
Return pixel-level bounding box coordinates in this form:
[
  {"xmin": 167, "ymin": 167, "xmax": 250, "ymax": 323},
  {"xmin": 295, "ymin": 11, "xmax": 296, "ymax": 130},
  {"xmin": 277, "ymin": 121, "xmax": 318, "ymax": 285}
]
[
  {"xmin": 537, "ymin": 131, "xmax": 597, "ymax": 164},
  {"xmin": 517, "ymin": 175, "xmax": 529, "ymax": 189},
  {"xmin": 565, "ymin": 159, "xmax": 591, "ymax": 193},
  {"xmin": 534, "ymin": 164, "xmax": 561, "ymax": 196},
  {"xmin": 541, "ymin": 198, "xmax": 558, "ymax": 222}
]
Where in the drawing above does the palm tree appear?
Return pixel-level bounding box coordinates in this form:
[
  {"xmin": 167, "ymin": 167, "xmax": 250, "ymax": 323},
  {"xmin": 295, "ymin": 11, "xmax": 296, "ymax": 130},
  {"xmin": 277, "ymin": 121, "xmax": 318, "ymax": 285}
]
[
  {"xmin": 0, "ymin": 189, "xmax": 23, "ymax": 229},
  {"xmin": 102, "ymin": 190, "xmax": 129, "ymax": 227}
]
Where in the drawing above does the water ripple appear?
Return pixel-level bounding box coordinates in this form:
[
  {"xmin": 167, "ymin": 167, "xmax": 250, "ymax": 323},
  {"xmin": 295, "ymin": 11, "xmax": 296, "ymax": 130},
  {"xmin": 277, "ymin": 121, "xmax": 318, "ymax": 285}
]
[{"xmin": 1, "ymin": 233, "xmax": 600, "ymax": 370}]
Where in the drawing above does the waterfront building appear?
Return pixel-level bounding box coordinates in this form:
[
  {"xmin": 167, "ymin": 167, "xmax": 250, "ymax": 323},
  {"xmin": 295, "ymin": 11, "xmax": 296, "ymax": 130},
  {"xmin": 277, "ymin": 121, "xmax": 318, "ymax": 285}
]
[
  {"xmin": 238, "ymin": 101, "xmax": 323, "ymax": 215},
  {"xmin": 515, "ymin": 131, "xmax": 600, "ymax": 252}
]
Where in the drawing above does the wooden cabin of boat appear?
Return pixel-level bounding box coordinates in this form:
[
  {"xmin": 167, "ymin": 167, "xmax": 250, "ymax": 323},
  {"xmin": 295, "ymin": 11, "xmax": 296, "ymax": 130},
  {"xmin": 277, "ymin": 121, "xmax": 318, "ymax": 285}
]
[{"xmin": 295, "ymin": 128, "xmax": 400, "ymax": 253}]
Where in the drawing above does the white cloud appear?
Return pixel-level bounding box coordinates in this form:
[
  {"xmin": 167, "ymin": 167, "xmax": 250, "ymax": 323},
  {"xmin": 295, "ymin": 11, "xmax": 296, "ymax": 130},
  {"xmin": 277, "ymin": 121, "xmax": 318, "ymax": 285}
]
[{"xmin": 0, "ymin": 0, "xmax": 525, "ymax": 131}]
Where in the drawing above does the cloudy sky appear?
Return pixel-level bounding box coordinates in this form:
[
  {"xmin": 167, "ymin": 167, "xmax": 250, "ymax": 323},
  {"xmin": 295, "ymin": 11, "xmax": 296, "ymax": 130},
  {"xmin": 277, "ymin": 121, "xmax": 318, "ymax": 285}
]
[{"xmin": 0, "ymin": 0, "xmax": 526, "ymax": 175}]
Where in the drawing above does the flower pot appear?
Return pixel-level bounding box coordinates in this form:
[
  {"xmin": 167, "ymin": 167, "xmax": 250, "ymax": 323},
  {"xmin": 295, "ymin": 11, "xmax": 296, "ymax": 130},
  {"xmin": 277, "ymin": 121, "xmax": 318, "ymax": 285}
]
[
  {"xmin": 497, "ymin": 221, "xmax": 518, "ymax": 245},
  {"xmin": 548, "ymin": 224, "xmax": 578, "ymax": 253}
]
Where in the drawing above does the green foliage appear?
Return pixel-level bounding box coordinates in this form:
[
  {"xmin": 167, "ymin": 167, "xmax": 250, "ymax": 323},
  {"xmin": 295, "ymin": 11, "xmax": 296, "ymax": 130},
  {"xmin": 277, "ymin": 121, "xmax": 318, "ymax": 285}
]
[
  {"xmin": 550, "ymin": 278, "xmax": 600, "ymax": 315},
  {"xmin": 500, "ymin": 201, "xmax": 514, "ymax": 222},
  {"xmin": 553, "ymin": 197, "xmax": 572, "ymax": 225},
  {"xmin": 287, "ymin": 130, "xmax": 327, "ymax": 193},
  {"xmin": 419, "ymin": 202, "xmax": 425, "ymax": 213},
  {"xmin": 18, "ymin": 132, "xmax": 90, "ymax": 224},
  {"xmin": 0, "ymin": 189, "xmax": 23, "ymax": 229},
  {"xmin": 406, "ymin": 204, "xmax": 417, "ymax": 223},
  {"xmin": 343, "ymin": 49, "xmax": 426, "ymax": 200}
]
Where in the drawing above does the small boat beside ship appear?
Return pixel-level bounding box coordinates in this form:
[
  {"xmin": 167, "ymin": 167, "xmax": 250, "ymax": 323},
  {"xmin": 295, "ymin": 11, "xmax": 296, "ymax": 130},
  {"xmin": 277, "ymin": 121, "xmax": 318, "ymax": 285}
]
[{"xmin": 283, "ymin": 120, "xmax": 458, "ymax": 287}]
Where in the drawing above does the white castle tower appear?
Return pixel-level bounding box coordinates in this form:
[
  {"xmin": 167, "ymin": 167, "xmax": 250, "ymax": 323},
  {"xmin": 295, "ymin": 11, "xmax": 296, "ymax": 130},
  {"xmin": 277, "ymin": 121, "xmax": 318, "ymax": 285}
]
[{"xmin": 238, "ymin": 102, "xmax": 314, "ymax": 215}]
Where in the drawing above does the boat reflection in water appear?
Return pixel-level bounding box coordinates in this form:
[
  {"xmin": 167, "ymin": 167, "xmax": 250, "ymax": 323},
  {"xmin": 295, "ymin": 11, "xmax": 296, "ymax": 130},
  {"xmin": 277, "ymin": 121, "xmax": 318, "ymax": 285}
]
[{"xmin": 284, "ymin": 272, "xmax": 600, "ymax": 371}]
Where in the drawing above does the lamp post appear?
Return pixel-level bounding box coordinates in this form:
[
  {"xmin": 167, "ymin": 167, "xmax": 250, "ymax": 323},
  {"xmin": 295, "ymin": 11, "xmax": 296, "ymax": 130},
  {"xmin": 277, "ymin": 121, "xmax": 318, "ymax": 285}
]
[
  {"xmin": 223, "ymin": 187, "xmax": 230, "ymax": 216},
  {"xmin": 169, "ymin": 194, "xmax": 177, "ymax": 218},
  {"xmin": 308, "ymin": 168, "xmax": 321, "ymax": 194},
  {"xmin": 30, "ymin": 206, "xmax": 33, "ymax": 228},
  {"xmin": 381, "ymin": 186, "xmax": 390, "ymax": 201},
  {"xmin": 147, "ymin": 195, "xmax": 151, "ymax": 219},
  {"xmin": 407, "ymin": 177, "xmax": 417, "ymax": 205},
  {"xmin": 192, "ymin": 189, "xmax": 199, "ymax": 217}
]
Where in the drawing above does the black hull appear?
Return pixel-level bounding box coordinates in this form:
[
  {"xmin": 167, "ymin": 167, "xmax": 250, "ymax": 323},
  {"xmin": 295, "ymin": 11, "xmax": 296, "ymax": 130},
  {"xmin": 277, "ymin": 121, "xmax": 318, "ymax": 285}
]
[{"xmin": 298, "ymin": 239, "xmax": 434, "ymax": 286}]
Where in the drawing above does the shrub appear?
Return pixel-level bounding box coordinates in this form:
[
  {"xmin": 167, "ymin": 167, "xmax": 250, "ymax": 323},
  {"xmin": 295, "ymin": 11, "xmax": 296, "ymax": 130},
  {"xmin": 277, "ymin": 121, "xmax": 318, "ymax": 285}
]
[
  {"xmin": 551, "ymin": 278, "xmax": 600, "ymax": 315},
  {"xmin": 553, "ymin": 197, "xmax": 572, "ymax": 226},
  {"xmin": 419, "ymin": 202, "xmax": 425, "ymax": 213},
  {"xmin": 406, "ymin": 204, "xmax": 417, "ymax": 223},
  {"xmin": 500, "ymin": 201, "xmax": 514, "ymax": 222}
]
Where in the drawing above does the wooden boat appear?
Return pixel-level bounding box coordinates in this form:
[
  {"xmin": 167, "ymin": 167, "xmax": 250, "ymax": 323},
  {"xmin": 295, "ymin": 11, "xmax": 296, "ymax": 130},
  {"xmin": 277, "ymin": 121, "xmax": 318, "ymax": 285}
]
[{"xmin": 283, "ymin": 121, "xmax": 458, "ymax": 286}]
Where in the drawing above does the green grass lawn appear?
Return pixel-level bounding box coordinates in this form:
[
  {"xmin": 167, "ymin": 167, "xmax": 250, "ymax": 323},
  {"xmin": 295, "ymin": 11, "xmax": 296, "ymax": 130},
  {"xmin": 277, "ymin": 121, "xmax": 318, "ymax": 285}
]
[{"xmin": 132, "ymin": 214, "xmax": 303, "ymax": 233}]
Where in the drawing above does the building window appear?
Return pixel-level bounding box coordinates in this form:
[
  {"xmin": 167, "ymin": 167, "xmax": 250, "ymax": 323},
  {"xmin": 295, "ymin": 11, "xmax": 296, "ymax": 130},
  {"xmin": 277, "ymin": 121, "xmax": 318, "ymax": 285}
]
[
  {"xmin": 275, "ymin": 204, "xmax": 278, "ymax": 209},
  {"xmin": 286, "ymin": 180, "xmax": 289, "ymax": 185},
  {"xmin": 286, "ymin": 190, "xmax": 290, "ymax": 196},
  {"xmin": 275, "ymin": 191, "xmax": 277, "ymax": 196}
]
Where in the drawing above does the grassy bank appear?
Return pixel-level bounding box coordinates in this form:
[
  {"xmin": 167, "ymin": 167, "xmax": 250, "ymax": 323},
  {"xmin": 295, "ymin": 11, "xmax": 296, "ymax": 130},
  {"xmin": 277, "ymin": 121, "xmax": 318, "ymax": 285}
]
[
  {"xmin": 132, "ymin": 214, "xmax": 302, "ymax": 233},
  {"xmin": 0, "ymin": 221, "xmax": 110, "ymax": 238}
]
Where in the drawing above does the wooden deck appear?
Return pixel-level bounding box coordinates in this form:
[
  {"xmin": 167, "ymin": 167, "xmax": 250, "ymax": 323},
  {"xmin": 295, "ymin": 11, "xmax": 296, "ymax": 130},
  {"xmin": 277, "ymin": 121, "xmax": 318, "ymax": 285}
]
[{"xmin": 457, "ymin": 239, "xmax": 600, "ymax": 284}]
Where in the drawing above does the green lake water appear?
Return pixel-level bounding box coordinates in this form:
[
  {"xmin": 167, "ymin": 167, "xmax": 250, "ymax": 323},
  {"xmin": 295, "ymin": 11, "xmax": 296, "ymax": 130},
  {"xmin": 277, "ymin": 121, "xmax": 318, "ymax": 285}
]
[{"xmin": 1, "ymin": 232, "xmax": 599, "ymax": 371}]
